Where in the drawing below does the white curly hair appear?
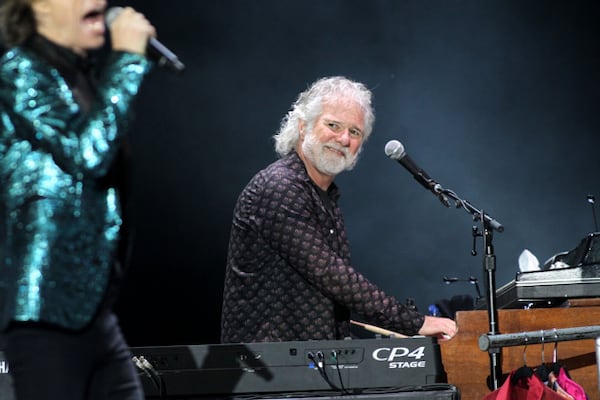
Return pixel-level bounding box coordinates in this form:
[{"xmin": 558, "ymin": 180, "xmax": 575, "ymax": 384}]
[{"xmin": 273, "ymin": 76, "xmax": 375, "ymax": 156}]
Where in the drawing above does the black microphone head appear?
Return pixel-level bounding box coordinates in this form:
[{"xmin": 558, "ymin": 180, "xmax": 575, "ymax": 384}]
[
  {"xmin": 384, "ymin": 140, "xmax": 406, "ymax": 160},
  {"xmin": 105, "ymin": 6, "xmax": 123, "ymax": 26}
]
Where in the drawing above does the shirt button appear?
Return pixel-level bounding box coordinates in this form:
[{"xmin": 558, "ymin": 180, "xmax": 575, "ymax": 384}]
[{"xmin": 329, "ymin": 229, "xmax": 334, "ymax": 234}]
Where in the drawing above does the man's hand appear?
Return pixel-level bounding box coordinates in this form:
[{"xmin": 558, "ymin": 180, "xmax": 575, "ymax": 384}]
[{"xmin": 418, "ymin": 315, "xmax": 458, "ymax": 341}]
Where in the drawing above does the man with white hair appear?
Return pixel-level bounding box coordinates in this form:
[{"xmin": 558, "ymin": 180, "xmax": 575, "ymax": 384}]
[{"xmin": 221, "ymin": 76, "xmax": 457, "ymax": 343}]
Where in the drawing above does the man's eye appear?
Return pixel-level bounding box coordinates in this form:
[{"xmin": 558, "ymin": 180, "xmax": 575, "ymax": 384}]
[
  {"xmin": 349, "ymin": 129, "xmax": 362, "ymax": 137},
  {"xmin": 327, "ymin": 122, "xmax": 340, "ymax": 130}
]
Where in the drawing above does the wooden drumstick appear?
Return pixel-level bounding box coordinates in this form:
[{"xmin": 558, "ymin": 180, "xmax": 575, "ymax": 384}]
[{"xmin": 350, "ymin": 320, "xmax": 408, "ymax": 338}]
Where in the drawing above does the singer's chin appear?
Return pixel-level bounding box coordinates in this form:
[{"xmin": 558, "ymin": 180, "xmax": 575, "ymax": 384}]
[{"xmin": 80, "ymin": 34, "xmax": 106, "ymax": 52}]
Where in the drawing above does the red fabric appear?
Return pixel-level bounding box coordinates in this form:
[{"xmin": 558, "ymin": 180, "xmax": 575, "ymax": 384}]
[
  {"xmin": 483, "ymin": 371, "xmax": 566, "ymax": 400},
  {"xmin": 557, "ymin": 367, "xmax": 587, "ymax": 400}
]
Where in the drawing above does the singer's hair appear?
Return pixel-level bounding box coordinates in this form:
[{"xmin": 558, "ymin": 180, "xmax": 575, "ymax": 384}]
[
  {"xmin": 273, "ymin": 76, "xmax": 375, "ymax": 157},
  {"xmin": 0, "ymin": 0, "xmax": 36, "ymax": 47}
]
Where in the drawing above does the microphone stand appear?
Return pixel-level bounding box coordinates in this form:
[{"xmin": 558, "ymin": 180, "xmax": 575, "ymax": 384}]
[
  {"xmin": 433, "ymin": 184, "xmax": 504, "ymax": 390},
  {"xmin": 480, "ymin": 211, "xmax": 503, "ymax": 390}
]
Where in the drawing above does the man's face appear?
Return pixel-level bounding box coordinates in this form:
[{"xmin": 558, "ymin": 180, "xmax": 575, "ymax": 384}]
[{"xmin": 301, "ymin": 99, "xmax": 365, "ymax": 177}]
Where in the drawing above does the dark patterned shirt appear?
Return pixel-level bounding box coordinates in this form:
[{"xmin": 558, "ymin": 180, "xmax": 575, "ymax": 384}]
[{"xmin": 220, "ymin": 152, "xmax": 425, "ymax": 343}]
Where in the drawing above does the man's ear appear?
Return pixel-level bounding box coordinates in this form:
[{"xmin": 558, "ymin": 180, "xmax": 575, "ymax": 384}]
[
  {"xmin": 298, "ymin": 120, "xmax": 306, "ymax": 138},
  {"xmin": 30, "ymin": 0, "xmax": 51, "ymax": 29},
  {"xmin": 31, "ymin": 0, "xmax": 51, "ymax": 16}
]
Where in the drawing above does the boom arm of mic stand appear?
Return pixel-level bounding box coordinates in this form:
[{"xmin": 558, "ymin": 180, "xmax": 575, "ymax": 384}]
[{"xmin": 438, "ymin": 188, "xmax": 504, "ymax": 233}]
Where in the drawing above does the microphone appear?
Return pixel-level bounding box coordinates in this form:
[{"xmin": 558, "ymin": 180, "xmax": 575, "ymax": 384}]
[
  {"xmin": 385, "ymin": 140, "xmax": 449, "ymax": 206},
  {"xmin": 105, "ymin": 7, "xmax": 185, "ymax": 73}
]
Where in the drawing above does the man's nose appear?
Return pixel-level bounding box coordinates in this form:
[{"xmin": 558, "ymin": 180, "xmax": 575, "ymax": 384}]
[{"xmin": 336, "ymin": 129, "xmax": 351, "ymax": 146}]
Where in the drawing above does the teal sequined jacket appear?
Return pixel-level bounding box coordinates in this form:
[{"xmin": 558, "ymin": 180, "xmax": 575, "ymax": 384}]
[{"xmin": 0, "ymin": 47, "xmax": 152, "ymax": 331}]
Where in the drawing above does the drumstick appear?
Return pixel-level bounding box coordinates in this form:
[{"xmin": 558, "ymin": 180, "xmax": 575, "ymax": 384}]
[{"xmin": 350, "ymin": 320, "xmax": 408, "ymax": 338}]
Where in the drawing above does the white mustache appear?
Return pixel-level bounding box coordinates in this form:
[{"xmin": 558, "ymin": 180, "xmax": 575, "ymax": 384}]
[{"xmin": 323, "ymin": 143, "xmax": 349, "ymax": 158}]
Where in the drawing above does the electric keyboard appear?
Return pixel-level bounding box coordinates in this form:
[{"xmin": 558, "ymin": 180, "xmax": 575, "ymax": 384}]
[
  {"xmin": 495, "ymin": 232, "xmax": 600, "ymax": 309},
  {"xmin": 130, "ymin": 336, "xmax": 447, "ymax": 398}
]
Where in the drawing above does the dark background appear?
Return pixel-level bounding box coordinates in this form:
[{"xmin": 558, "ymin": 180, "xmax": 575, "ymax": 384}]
[{"xmin": 16, "ymin": 0, "xmax": 600, "ymax": 346}]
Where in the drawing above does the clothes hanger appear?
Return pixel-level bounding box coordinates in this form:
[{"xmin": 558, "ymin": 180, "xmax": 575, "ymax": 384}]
[
  {"xmin": 547, "ymin": 328, "xmax": 586, "ymax": 400},
  {"xmin": 547, "ymin": 347, "xmax": 576, "ymax": 400},
  {"xmin": 535, "ymin": 330, "xmax": 551, "ymax": 382},
  {"xmin": 550, "ymin": 328, "xmax": 562, "ymax": 375},
  {"xmin": 511, "ymin": 334, "xmax": 534, "ymax": 384}
]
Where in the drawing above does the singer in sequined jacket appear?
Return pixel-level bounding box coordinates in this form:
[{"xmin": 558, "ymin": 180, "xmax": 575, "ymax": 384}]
[{"xmin": 0, "ymin": 44, "xmax": 151, "ymax": 332}]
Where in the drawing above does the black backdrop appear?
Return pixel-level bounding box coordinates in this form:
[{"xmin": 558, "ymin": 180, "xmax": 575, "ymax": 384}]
[{"xmin": 9, "ymin": 1, "xmax": 600, "ymax": 346}]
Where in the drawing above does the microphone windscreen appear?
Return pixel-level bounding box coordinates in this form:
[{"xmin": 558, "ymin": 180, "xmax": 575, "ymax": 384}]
[
  {"xmin": 105, "ymin": 6, "xmax": 123, "ymax": 26},
  {"xmin": 384, "ymin": 140, "xmax": 406, "ymax": 160}
]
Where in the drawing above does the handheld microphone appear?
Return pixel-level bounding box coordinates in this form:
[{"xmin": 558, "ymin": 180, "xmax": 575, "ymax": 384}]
[
  {"xmin": 105, "ymin": 7, "xmax": 185, "ymax": 73},
  {"xmin": 384, "ymin": 140, "xmax": 449, "ymax": 206}
]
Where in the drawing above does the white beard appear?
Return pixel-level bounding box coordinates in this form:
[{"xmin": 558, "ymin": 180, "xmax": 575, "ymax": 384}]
[{"xmin": 302, "ymin": 132, "xmax": 359, "ymax": 176}]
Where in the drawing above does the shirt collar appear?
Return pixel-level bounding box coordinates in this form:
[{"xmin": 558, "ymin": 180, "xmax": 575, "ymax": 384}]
[{"xmin": 25, "ymin": 34, "xmax": 95, "ymax": 85}]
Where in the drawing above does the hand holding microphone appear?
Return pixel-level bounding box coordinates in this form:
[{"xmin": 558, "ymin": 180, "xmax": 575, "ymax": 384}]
[
  {"xmin": 106, "ymin": 7, "xmax": 155, "ymax": 57},
  {"xmin": 106, "ymin": 7, "xmax": 185, "ymax": 73}
]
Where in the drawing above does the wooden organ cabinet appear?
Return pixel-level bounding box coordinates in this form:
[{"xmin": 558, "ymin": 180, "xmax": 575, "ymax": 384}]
[
  {"xmin": 440, "ymin": 304, "xmax": 600, "ymax": 400},
  {"xmin": 439, "ymin": 233, "xmax": 600, "ymax": 398}
]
